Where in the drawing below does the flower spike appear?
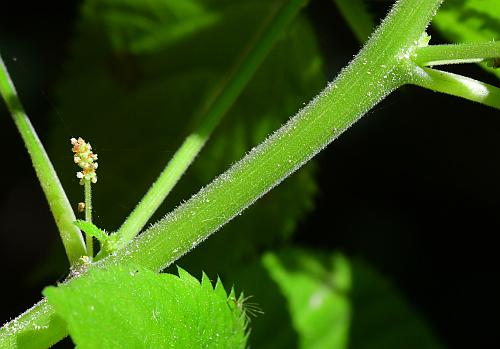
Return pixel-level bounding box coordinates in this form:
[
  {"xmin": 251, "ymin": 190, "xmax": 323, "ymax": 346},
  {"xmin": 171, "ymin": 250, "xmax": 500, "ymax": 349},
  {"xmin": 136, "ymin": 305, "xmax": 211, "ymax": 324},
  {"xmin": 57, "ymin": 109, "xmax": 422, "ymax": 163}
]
[{"xmin": 71, "ymin": 137, "xmax": 98, "ymax": 184}]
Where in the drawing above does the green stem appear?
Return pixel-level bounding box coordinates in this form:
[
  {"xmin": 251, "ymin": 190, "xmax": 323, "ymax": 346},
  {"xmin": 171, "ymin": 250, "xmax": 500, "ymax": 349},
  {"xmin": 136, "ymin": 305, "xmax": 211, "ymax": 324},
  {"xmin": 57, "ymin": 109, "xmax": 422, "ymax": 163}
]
[
  {"xmin": 0, "ymin": 0, "xmax": 444, "ymax": 346},
  {"xmin": 0, "ymin": 300, "xmax": 66, "ymax": 349},
  {"xmin": 113, "ymin": 0, "xmax": 309, "ymax": 251},
  {"xmin": 0, "ymin": 55, "xmax": 86, "ymax": 265},
  {"xmin": 414, "ymin": 41, "xmax": 500, "ymax": 66},
  {"xmin": 84, "ymin": 180, "xmax": 93, "ymax": 257},
  {"xmin": 407, "ymin": 65, "xmax": 500, "ymax": 110}
]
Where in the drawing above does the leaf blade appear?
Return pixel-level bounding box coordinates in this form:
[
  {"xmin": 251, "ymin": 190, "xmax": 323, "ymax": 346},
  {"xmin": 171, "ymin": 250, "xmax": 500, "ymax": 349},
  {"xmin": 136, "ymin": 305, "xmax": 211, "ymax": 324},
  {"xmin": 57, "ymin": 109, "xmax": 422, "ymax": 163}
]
[{"xmin": 44, "ymin": 265, "xmax": 247, "ymax": 348}]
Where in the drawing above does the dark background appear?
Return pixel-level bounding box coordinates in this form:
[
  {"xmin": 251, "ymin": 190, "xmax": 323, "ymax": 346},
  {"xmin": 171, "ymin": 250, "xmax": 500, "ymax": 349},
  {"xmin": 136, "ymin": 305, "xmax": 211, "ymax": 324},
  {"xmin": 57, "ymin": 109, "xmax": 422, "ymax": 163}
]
[{"xmin": 0, "ymin": 0, "xmax": 498, "ymax": 348}]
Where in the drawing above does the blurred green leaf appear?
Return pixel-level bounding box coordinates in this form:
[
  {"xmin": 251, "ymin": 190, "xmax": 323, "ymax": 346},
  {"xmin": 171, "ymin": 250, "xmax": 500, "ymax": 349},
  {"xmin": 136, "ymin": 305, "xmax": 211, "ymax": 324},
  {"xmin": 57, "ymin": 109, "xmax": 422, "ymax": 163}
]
[
  {"xmin": 333, "ymin": 0, "xmax": 375, "ymax": 42},
  {"xmin": 232, "ymin": 248, "xmax": 444, "ymax": 349},
  {"xmin": 433, "ymin": 0, "xmax": 500, "ymax": 79},
  {"xmin": 44, "ymin": 265, "xmax": 247, "ymax": 348},
  {"xmin": 83, "ymin": 0, "xmax": 220, "ymax": 52},
  {"xmin": 49, "ymin": 0, "xmax": 324, "ymax": 273},
  {"xmin": 262, "ymin": 249, "xmax": 351, "ymax": 349}
]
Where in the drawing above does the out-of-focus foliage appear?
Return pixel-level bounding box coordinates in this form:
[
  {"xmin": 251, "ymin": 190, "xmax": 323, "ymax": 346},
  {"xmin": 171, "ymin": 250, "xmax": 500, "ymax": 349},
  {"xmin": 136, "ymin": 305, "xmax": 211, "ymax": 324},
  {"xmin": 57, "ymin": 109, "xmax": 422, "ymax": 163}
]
[
  {"xmin": 48, "ymin": 0, "xmax": 324, "ymax": 274},
  {"xmin": 332, "ymin": 0, "xmax": 375, "ymax": 42},
  {"xmin": 263, "ymin": 249, "xmax": 350, "ymax": 349},
  {"xmin": 229, "ymin": 248, "xmax": 444, "ymax": 349},
  {"xmin": 44, "ymin": 265, "xmax": 247, "ymax": 348},
  {"xmin": 433, "ymin": 0, "xmax": 500, "ymax": 78}
]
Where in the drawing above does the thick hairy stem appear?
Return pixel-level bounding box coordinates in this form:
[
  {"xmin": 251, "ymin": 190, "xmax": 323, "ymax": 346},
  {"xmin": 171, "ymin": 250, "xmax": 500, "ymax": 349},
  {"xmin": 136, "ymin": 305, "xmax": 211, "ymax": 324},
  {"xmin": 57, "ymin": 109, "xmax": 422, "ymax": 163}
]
[{"xmin": 107, "ymin": 0, "xmax": 444, "ymax": 271}]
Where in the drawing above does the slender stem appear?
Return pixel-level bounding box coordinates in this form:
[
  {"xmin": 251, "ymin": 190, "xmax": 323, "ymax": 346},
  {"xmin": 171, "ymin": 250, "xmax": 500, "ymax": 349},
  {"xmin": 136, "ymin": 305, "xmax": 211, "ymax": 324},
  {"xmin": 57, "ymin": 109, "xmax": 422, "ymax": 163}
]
[
  {"xmin": 113, "ymin": 0, "xmax": 309, "ymax": 251},
  {"xmin": 112, "ymin": 133, "xmax": 204, "ymax": 251},
  {"xmin": 414, "ymin": 41, "xmax": 500, "ymax": 66},
  {"xmin": 0, "ymin": 55, "xmax": 86, "ymax": 265},
  {"xmin": 84, "ymin": 180, "xmax": 93, "ymax": 257},
  {"xmin": 0, "ymin": 0, "xmax": 445, "ymax": 346},
  {"xmin": 407, "ymin": 65, "xmax": 500, "ymax": 110}
]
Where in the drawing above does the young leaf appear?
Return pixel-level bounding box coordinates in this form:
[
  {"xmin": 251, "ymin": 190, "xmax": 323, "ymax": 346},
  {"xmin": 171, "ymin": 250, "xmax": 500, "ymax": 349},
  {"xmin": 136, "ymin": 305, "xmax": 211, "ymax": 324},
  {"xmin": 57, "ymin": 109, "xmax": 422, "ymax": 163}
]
[
  {"xmin": 48, "ymin": 0, "xmax": 324, "ymax": 269},
  {"xmin": 432, "ymin": 0, "xmax": 500, "ymax": 79},
  {"xmin": 43, "ymin": 265, "xmax": 247, "ymax": 348},
  {"xmin": 74, "ymin": 220, "xmax": 108, "ymax": 243}
]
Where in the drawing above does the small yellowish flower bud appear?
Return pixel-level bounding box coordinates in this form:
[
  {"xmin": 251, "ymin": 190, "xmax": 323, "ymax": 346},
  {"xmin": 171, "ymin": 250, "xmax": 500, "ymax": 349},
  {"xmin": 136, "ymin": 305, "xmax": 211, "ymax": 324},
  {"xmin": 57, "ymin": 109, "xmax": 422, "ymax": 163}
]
[
  {"xmin": 78, "ymin": 202, "xmax": 85, "ymax": 212},
  {"xmin": 71, "ymin": 137, "xmax": 98, "ymax": 185}
]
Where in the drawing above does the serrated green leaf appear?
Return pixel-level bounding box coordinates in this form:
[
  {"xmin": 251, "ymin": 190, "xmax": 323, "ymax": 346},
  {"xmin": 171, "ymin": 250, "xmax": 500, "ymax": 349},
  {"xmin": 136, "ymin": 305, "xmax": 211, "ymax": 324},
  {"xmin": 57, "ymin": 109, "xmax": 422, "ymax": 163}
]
[
  {"xmin": 222, "ymin": 258, "xmax": 299, "ymax": 349},
  {"xmin": 433, "ymin": 0, "xmax": 500, "ymax": 79},
  {"xmin": 43, "ymin": 265, "xmax": 246, "ymax": 348},
  {"xmin": 48, "ymin": 0, "xmax": 324, "ymax": 272}
]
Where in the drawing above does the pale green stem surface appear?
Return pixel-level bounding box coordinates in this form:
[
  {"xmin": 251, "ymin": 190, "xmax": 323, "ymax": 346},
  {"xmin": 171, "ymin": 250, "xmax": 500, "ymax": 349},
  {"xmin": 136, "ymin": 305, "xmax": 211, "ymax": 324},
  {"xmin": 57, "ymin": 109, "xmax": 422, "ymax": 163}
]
[
  {"xmin": 0, "ymin": 56, "xmax": 86, "ymax": 266},
  {"xmin": 84, "ymin": 180, "xmax": 93, "ymax": 257},
  {"xmin": 113, "ymin": 0, "xmax": 310, "ymax": 251},
  {"xmin": 415, "ymin": 41, "xmax": 500, "ymax": 66},
  {"xmin": 0, "ymin": 300, "xmax": 66, "ymax": 349},
  {"xmin": 408, "ymin": 65, "xmax": 500, "ymax": 110},
  {"xmin": 0, "ymin": 0, "xmax": 445, "ymax": 347}
]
